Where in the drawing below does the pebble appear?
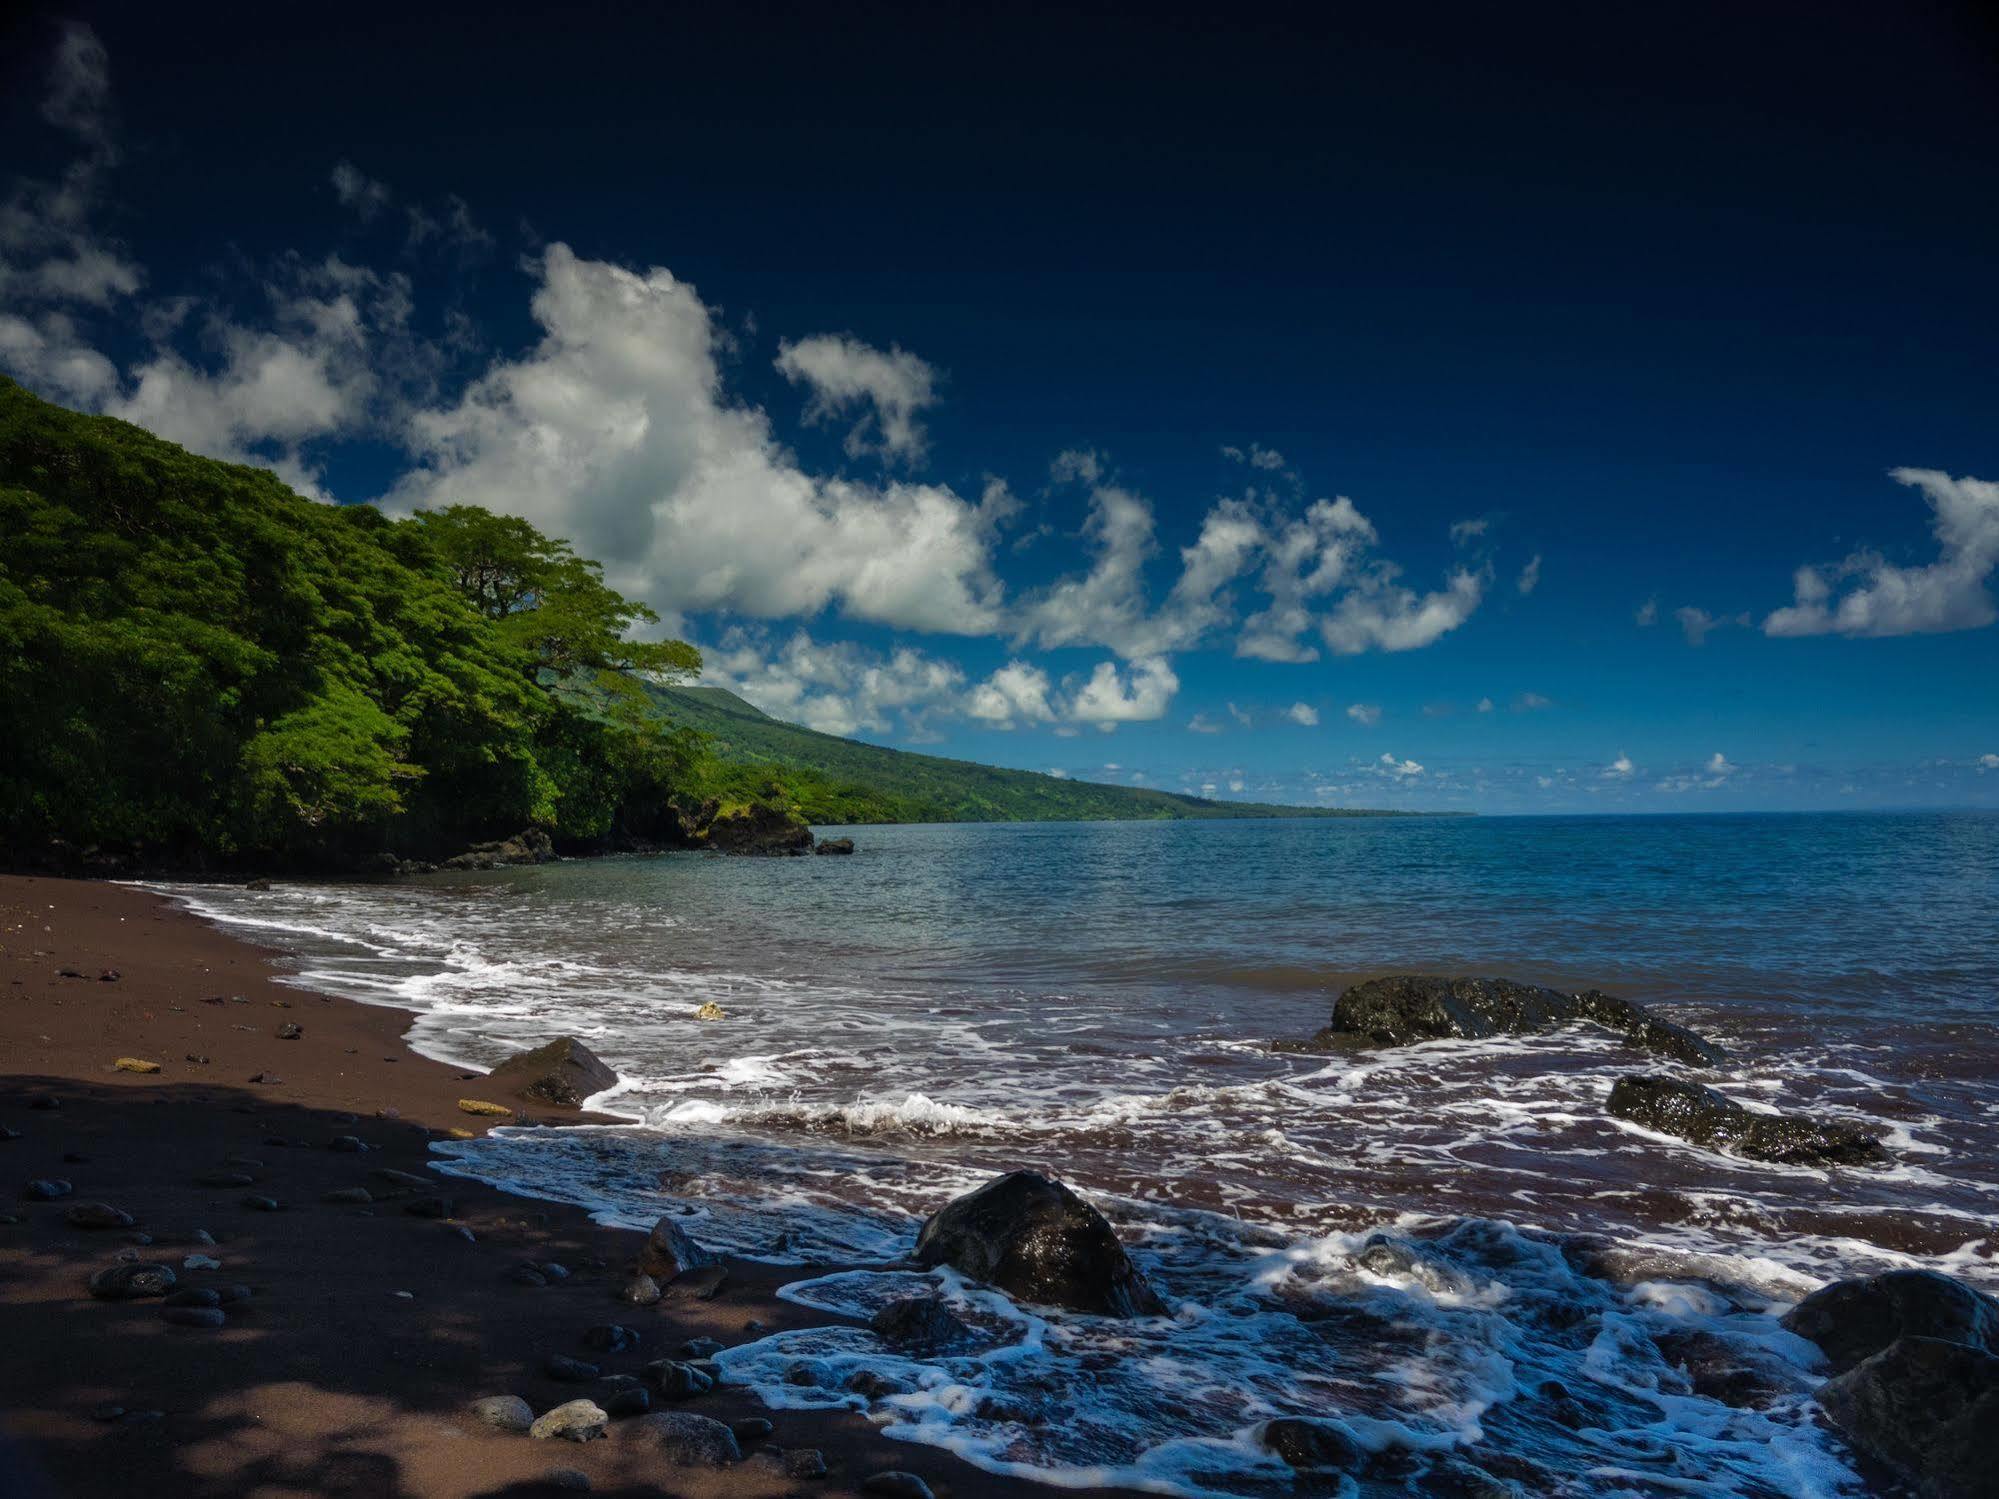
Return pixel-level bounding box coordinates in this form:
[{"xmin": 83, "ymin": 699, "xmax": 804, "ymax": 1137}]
[
  {"xmin": 184, "ymin": 1053, "xmax": 210, "ymax": 1064},
  {"xmin": 276, "ymin": 1023, "xmax": 302, "ymax": 1040},
  {"xmin": 782, "ymin": 1447, "xmax": 830, "ymax": 1479},
  {"xmin": 583, "ymin": 1325, "xmax": 639, "ymax": 1354},
  {"xmin": 617, "ymin": 1273, "xmax": 661, "ymax": 1306},
  {"xmin": 675, "ymin": 1337, "xmax": 724, "ymax": 1359},
  {"xmin": 112, "ymin": 1057, "xmax": 158, "ymax": 1074},
  {"xmin": 183, "ymin": 1254, "xmax": 221, "ymax": 1270},
  {"xmin": 457, "ymin": 1099, "xmax": 511, "ymax": 1117},
  {"xmin": 64, "ymin": 1202, "xmax": 133, "ymax": 1229},
  {"xmin": 392, "ymin": 1290, "xmax": 414, "ymax": 1299},
  {"xmin": 240, "ymin": 1195, "xmax": 282, "ymax": 1212},
  {"xmin": 322, "ymin": 1187, "xmax": 373, "ymax": 1205},
  {"xmin": 22, "ymin": 1178, "xmax": 73, "ymax": 1201},
  {"xmin": 603, "ymin": 1385, "xmax": 651, "ymax": 1419},
  {"xmin": 161, "ymin": 1306, "xmax": 225, "ymax": 1329},
  {"xmin": 247, "ymin": 1073, "xmax": 282, "ymax": 1085},
  {"xmin": 646, "ymin": 1360, "xmax": 714, "ymax": 1399},
  {"xmin": 507, "ymin": 1265, "xmax": 548, "ymax": 1288},
  {"xmin": 623, "ymin": 1412, "xmax": 741, "ymax": 1465},
  {"xmin": 446, "ymin": 1224, "xmax": 477, "ymax": 1243},
  {"xmin": 87, "ymin": 1263, "xmax": 177, "ymax": 1300},
  {"xmin": 528, "ymin": 1399, "xmax": 608, "ymax": 1443},
  {"xmin": 373, "ymin": 1168, "xmax": 430, "ymax": 1190},
  {"xmin": 123, "ymin": 1232, "xmax": 152, "ymax": 1245},
  {"xmin": 862, "ymin": 1474, "xmax": 936, "ymax": 1499},
  {"xmin": 540, "ymin": 1263, "xmax": 570, "ymax": 1282},
  {"xmin": 327, "ymin": 1135, "xmax": 366, "ymax": 1153},
  {"xmin": 730, "ymin": 1417, "xmax": 775, "ymax": 1443},
  {"xmin": 544, "ymin": 1355, "xmax": 600, "ymax": 1383},
  {"xmin": 91, "ymin": 1403, "xmax": 125, "ymax": 1422},
  {"xmin": 470, "ymin": 1394, "xmax": 534, "ymax": 1432}
]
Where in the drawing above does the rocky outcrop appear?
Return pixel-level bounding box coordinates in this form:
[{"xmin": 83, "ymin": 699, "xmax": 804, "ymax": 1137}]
[
  {"xmin": 1781, "ymin": 1271, "xmax": 1999, "ymax": 1499},
  {"xmin": 814, "ymin": 837, "xmax": 855, "ymax": 856},
  {"xmin": 702, "ymin": 802, "xmax": 814, "ymax": 856},
  {"xmin": 1278, "ymin": 975, "xmax": 1725, "ymax": 1065},
  {"xmin": 440, "ymin": 827, "xmax": 555, "ymax": 871},
  {"xmin": 914, "ymin": 1170, "xmax": 1164, "ymax": 1318},
  {"xmin": 484, "ymin": 1037, "xmax": 617, "ymax": 1110},
  {"xmin": 1607, "ymin": 1075, "xmax": 1888, "ymax": 1167}
]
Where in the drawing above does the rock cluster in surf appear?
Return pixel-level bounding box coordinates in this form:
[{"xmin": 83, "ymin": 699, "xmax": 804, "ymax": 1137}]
[{"xmin": 1607, "ymin": 1074, "xmax": 1889, "ymax": 1167}]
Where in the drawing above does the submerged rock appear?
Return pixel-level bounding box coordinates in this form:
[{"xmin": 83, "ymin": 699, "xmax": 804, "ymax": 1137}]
[
  {"xmin": 870, "ymin": 1293, "xmax": 975, "ymax": 1351},
  {"xmin": 1278, "ymin": 975, "xmax": 1725, "ymax": 1066},
  {"xmin": 914, "ymin": 1170, "xmax": 1164, "ymax": 1317},
  {"xmin": 1782, "ymin": 1269, "xmax": 1999, "ymax": 1374},
  {"xmin": 1260, "ymin": 1417, "xmax": 1363, "ymax": 1471},
  {"xmin": 1817, "ymin": 1337, "xmax": 1999, "ymax": 1499},
  {"xmin": 485, "ymin": 1037, "xmax": 617, "ymax": 1110},
  {"xmin": 814, "ymin": 837, "xmax": 856, "ymax": 856},
  {"xmin": 637, "ymin": 1215, "xmax": 716, "ymax": 1283},
  {"xmin": 1607, "ymin": 1075, "xmax": 1889, "ymax": 1167},
  {"xmin": 442, "ymin": 828, "xmax": 556, "ymax": 871}
]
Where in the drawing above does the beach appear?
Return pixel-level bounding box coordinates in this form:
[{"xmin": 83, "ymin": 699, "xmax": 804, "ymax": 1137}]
[{"xmin": 0, "ymin": 873, "xmax": 1101, "ymax": 1499}]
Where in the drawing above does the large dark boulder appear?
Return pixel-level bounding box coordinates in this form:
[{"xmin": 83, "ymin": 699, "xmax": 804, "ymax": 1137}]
[
  {"xmin": 485, "ymin": 1037, "xmax": 617, "ymax": 1110},
  {"xmin": 1816, "ymin": 1337, "xmax": 1999, "ymax": 1499},
  {"xmin": 703, "ymin": 802, "xmax": 813, "ymax": 857},
  {"xmin": 1608, "ymin": 1075, "xmax": 1888, "ymax": 1167},
  {"xmin": 441, "ymin": 827, "xmax": 555, "ymax": 870},
  {"xmin": 914, "ymin": 1171, "xmax": 1163, "ymax": 1317},
  {"xmin": 637, "ymin": 1214, "xmax": 717, "ymax": 1283},
  {"xmin": 1783, "ymin": 1270, "xmax": 1999, "ymax": 1374},
  {"xmin": 1279, "ymin": 975, "xmax": 1725, "ymax": 1065}
]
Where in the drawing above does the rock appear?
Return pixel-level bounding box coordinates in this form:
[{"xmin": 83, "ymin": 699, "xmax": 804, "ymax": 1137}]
[
  {"xmin": 646, "ymin": 1360, "xmax": 715, "ymax": 1399},
  {"xmin": 442, "ymin": 827, "xmax": 557, "ymax": 871},
  {"xmin": 1653, "ymin": 1330, "xmax": 1792, "ymax": 1407},
  {"xmin": 529, "ymin": 1399, "xmax": 608, "ymax": 1442},
  {"xmin": 603, "ymin": 1385, "xmax": 651, "ymax": 1419},
  {"xmin": 783, "ymin": 1446, "xmax": 829, "ymax": 1478},
  {"xmin": 328, "ymin": 1135, "xmax": 367, "ymax": 1153},
  {"xmin": 1423, "ymin": 1456, "xmax": 1522, "ymax": 1498},
  {"xmin": 457, "ymin": 1099, "xmax": 512, "ymax": 1117},
  {"xmin": 861, "ymin": 1473, "xmax": 935, "ymax": 1499},
  {"xmin": 113, "ymin": 1057, "xmax": 160, "ymax": 1073},
  {"xmin": 322, "ymin": 1187, "xmax": 373, "ymax": 1205},
  {"xmin": 675, "ymin": 1337, "xmax": 723, "ymax": 1359},
  {"xmin": 623, "ymin": 1411, "xmax": 742, "ymax": 1465},
  {"xmin": 66, "ymin": 1202, "xmax": 134, "ymax": 1230},
  {"xmin": 1261, "ymin": 1417, "xmax": 1363, "ymax": 1471},
  {"xmin": 663, "ymin": 1263, "xmax": 728, "ymax": 1300},
  {"xmin": 1817, "ymin": 1336, "xmax": 1999, "ymax": 1499},
  {"xmin": 1782, "ymin": 1269, "xmax": 1999, "ymax": 1373},
  {"xmin": 182, "ymin": 1254, "xmax": 221, "ymax": 1271},
  {"xmin": 467, "ymin": 1399, "xmax": 531, "ymax": 1431},
  {"xmin": 21, "ymin": 1178, "xmax": 72, "ymax": 1201},
  {"xmin": 1280, "ymin": 975, "xmax": 1726, "ymax": 1065},
  {"xmin": 914, "ymin": 1170, "xmax": 1164, "ymax": 1317},
  {"xmin": 403, "ymin": 1196, "xmax": 453, "ymax": 1219},
  {"xmin": 165, "ymin": 1288, "xmax": 222, "ymax": 1308},
  {"xmin": 88, "ymin": 1262, "xmax": 176, "ymax": 1300},
  {"xmin": 162, "ymin": 1305, "xmax": 225, "ymax": 1329},
  {"xmin": 731, "ymin": 1417, "xmax": 775, "ymax": 1443},
  {"xmin": 544, "ymin": 1355, "xmax": 600, "ymax": 1383},
  {"xmin": 700, "ymin": 799, "xmax": 814, "ymax": 857},
  {"xmin": 239, "ymin": 1195, "xmax": 282, "ymax": 1212},
  {"xmin": 275, "ymin": 1022, "xmax": 302, "ymax": 1040},
  {"xmin": 637, "ymin": 1214, "xmax": 717, "ymax": 1282},
  {"xmin": 91, "ymin": 1403, "xmax": 124, "ymax": 1422},
  {"xmin": 617, "ymin": 1272, "xmax": 662, "ymax": 1305},
  {"xmin": 508, "ymin": 1265, "xmax": 550, "ymax": 1288},
  {"xmin": 815, "ymin": 837, "xmax": 855, "ymax": 856},
  {"xmin": 870, "ymin": 1293, "xmax": 975, "ymax": 1351},
  {"xmin": 484, "ymin": 1037, "xmax": 617, "ymax": 1111},
  {"xmin": 584, "ymin": 1324, "xmax": 639, "ymax": 1353},
  {"xmin": 373, "ymin": 1168, "xmax": 431, "ymax": 1191},
  {"xmin": 214, "ymin": 1283, "xmax": 251, "ymax": 1304},
  {"xmin": 694, "ymin": 1001, "xmax": 726, "ymax": 1021},
  {"xmin": 1608, "ymin": 1075, "xmax": 1888, "ymax": 1167}
]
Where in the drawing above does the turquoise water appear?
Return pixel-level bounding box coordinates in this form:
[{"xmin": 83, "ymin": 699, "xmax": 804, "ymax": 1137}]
[{"xmin": 159, "ymin": 811, "xmax": 1999, "ymax": 1498}]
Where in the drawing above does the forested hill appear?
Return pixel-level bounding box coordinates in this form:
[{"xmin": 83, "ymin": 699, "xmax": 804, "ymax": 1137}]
[{"xmin": 638, "ymin": 684, "xmax": 1403, "ymax": 824}]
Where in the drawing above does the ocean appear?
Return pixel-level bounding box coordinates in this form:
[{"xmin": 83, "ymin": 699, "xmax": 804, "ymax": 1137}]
[{"xmin": 155, "ymin": 811, "xmax": 1999, "ymax": 1497}]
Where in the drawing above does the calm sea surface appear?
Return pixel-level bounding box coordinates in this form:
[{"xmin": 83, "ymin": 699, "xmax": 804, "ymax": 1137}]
[{"xmin": 157, "ymin": 812, "xmax": 1999, "ymax": 1498}]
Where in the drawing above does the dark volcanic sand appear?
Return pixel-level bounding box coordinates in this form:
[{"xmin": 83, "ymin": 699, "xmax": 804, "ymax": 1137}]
[{"xmin": 0, "ymin": 874, "xmax": 1112, "ymax": 1499}]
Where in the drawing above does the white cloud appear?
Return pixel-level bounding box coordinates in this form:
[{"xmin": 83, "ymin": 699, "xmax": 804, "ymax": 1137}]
[
  {"xmin": 1602, "ymin": 753, "xmax": 1635, "ymax": 779},
  {"xmin": 1377, "ymin": 753, "xmax": 1424, "ymax": 778},
  {"xmin": 706, "ymin": 628, "xmax": 966, "ymax": 738},
  {"xmin": 774, "ymin": 333, "xmax": 939, "ymax": 465},
  {"xmin": 1047, "ymin": 768, "xmax": 1069, "ymax": 779},
  {"xmin": 1345, "ymin": 702, "xmax": 1380, "ymax": 726},
  {"xmin": 1221, "ymin": 442, "xmax": 1286, "ymax": 471},
  {"xmin": 1227, "ymin": 701, "xmax": 1252, "ymax": 728},
  {"xmin": 1285, "ymin": 702, "xmax": 1319, "ymax": 726},
  {"xmin": 1517, "ymin": 553, "xmax": 1542, "ymax": 595},
  {"xmin": 1635, "ymin": 598, "xmax": 1659, "ymax": 627},
  {"xmin": 331, "ymin": 161, "xmax": 391, "ymax": 221},
  {"xmin": 1476, "ymin": 696, "xmax": 1494, "ymax": 713},
  {"xmin": 1765, "ymin": 469, "xmax": 1999, "ymax": 638},
  {"xmin": 390, "ymin": 245, "xmax": 1007, "ymax": 635},
  {"xmin": 1448, "ymin": 517, "xmax": 1488, "ymax": 546},
  {"xmin": 1515, "ymin": 691, "xmax": 1552, "ymax": 711},
  {"xmin": 1655, "ymin": 751, "xmax": 1736, "ymax": 794},
  {"xmin": 1677, "ymin": 605, "xmax": 1722, "ymax": 646},
  {"xmin": 1187, "ymin": 713, "xmax": 1222, "ymax": 733},
  {"xmin": 1979, "ymin": 753, "xmax": 1999, "ymax": 771},
  {"xmin": 1319, "ymin": 563, "xmax": 1487, "ymax": 655},
  {"xmin": 1707, "ymin": 752, "xmax": 1734, "ymax": 777},
  {"xmin": 966, "ymin": 660, "xmax": 1056, "ymax": 729},
  {"xmin": 1067, "ymin": 656, "xmax": 1180, "ymax": 730}
]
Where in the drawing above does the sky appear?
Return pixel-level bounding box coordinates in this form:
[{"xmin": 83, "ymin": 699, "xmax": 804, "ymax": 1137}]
[{"xmin": 3, "ymin": 0, "xmax": 1997, "ymax": 813}]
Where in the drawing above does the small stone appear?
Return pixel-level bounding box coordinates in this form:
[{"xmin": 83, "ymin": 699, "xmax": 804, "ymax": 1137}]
[
  {"xmin": 783, "ymin": 1447, "xmax": 830, "ymax": 1479},
  {"xmin": 65, "ymin": 1202, "xmax": 133, "ymax": 1229},
  {"xmin": 182, "ymin": 1254, "xmax": 221, "ymax": 1270},
  {"xmin": 584, "ymin": 1325, "xmax": 639, "ymax": 1354},
  {"xmin": 695, "ymin": 1001, "xmax": 725, "ymax": 1021},
  {"xmin": 457, "ymin": 1098, "xmax": 512, "ymax": 1117},
  {"xmin": 373, "ymin": 1168, "xmax": 431, "ymax": 1191},
  {"xmin": 731, "ymin": 1418, "xmax": 775, "ymax": 1444},
  {"xmin": 184, "ymin": 1053, "xmax": 210, "ymax": 1064},
  {"xmin": 91, "ymin": 1403, "xmax": 125, "ymax": 1422},
  {"xmin": 188, "ymin": 1229, "xmax": 215, "ymax": 1244},
  {"xmin": 540, "ymin": 1263, "xmax": 570, "ymax": 1281},
  {"xmin": 328, "ymin": 1135, "xmax": 366, "ymax": 1153},
  {"xmin": 403, "ymin": 1196, "xmax": 453, "ymax": 1219},
  {"xmin": 99, "ymin": 969, "xmax": 121, "ymax": 982},
  {"xmin": 392, "ymin": 1290, "xmax": 414, "ymax": 1299},
  {"xmin": 447, "ymin": 1224, "xmax": 476, "ymax": 1243},
  {"xmin": 646, "ymin": 1360, "xmax": 714, "ymax": 1399},
  {"xmin": 507, "ymin": 1265, "xmax": 549, "ymax": 1288},
  {"xmin": 247, "ymin": 1073, "xmax": 283, "ymax": 1084},
  {"xmin": 88, "ymin": 1262, "xmax": 176, "ymax": 1300},
  {"xmin": 603, "ymin": 1385, "xmax": 651, "ymax": 1419},
  {"xmin": 616, "ymin": 1272, "xmax": 661, "ymax": 1305},
  {"xmin": 195, "ymin": 1171, "xmax": 256, "ymax": 1188},
  {"xmin": 744, "ymin": 1318, "xmax": 767, "ymax": 1332},
  {"xmin": 124, "ymin": 1232, "xmax": 152, "ymax": 1245},
  {"xmin": 112, "ymin": 1057, "xmax": 159, "ymax": 1074},
  {"xmin": 862, "ymin": 1473, "xmax": 935, "ymax": 1499},
  {"xmin": 529, "ymin": 1399, "xmax": 608, "ymax": 1442},
  {"xmin": 165, "ymin": 1288, "xmax": 221, "ymax": 1308},
  {"xmin": 162, "ymin": 1305, "xmax": 225, "ymax": 1329},
  {"xmin": 447, "ymin": 1127, "xmax": 476, "ymax": 1140},
  {"xmin": 22, "ymin": 1178, "xmax": 72, "ymax": 1201},
  {"xmin": 675, "ymin": 1337, "xmax": 724, "ymax": 1359},
  {"xmin": 276, "ymin": 1023, "xmax": 302, "ymax": 1040},
  {"xmin": 471, "ymin": 1395, "xmax": 535, "ymax": 1432},
  {"xmin": 545, "ymin": 1355, "xmax": 600, "ymax": 1382},
  {"xmin": 240, "ymin": 1195, "xmax": 281, "ymax": 1212},
  {"xmin": 1261, "ymin": 1417, "xmax": 1362, "ymax": 1472},
  {"xmin": 322, "ymin": 1187, "xmax": 373, "ymax": 1205}
]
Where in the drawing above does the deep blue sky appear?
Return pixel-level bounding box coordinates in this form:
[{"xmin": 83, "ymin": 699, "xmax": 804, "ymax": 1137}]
[{"xmin": 4, "ymin": 0, "xmax": 1997, "ymax": 809}]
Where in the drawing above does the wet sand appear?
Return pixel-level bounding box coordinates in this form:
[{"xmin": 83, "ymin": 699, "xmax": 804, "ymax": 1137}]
[{"xmin": 0, "ymin": 874, "xmax": 1113, "ymax": 1499}]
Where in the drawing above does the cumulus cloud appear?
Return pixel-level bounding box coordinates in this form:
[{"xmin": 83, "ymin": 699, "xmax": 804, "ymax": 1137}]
[
  {"xmin": 1476, "ymin": 696, "xmax": 1495, "ymax": 713},
  {"xmin": 1676, "ymin": 606, "xmax": 1722, "ymax": 646},
  {"xmin": 331, "ymin": 160, "xmax": 391, "ymax": 221},
  {"xmin": 1285, "ymin": 702, "xmax": 1319, "ymax": 726},
  {"xmin": 1449, "ymin": 517, "xmax": 1489, "ymax": 546},
  {"xmin": 389, "ymin": 245, "xmax": 1007, "ymax": 634},
  {"xmin": 1602, "ymin": 753, "xmax": 1635, "ymax": 779},
  {"xmin": 1067, "ymin": 656, "xmax": 1180, "ymax": 730},
  {"xmin": 1655, "ymin": 751, "xmax": 1736, "ymax": 793},
  {"xmin": 967, "ymin": 660, "xmax": 1056, "ymax": 729},
  {"xmin": 1377, "ymin": 753, "xmax": 1424, "ymax": 778},
  {"xmin": 775, "ymin": 333, "xmax": 939, "ymax": 465},
  {"xmin": 1765, "ymin": 469, "xmax": 1999, "ymax": 639},
  {"xmin": 1319, "ymin": 563, "xmax": 1486, "ymax": 655},
  {"xmin": 1517, "ymin": 553, "xmax": 1542, "ymax": 595},
  {"xmin": 1187, "ymin": 713, "xmax": 1223, "ymax": 733},
  {"xmin": 1979, "ymin": 753, "xmax": 1999, "ymax": 771},
  {"xmin": 705, "ymin": 629, "xmax": 967, "ymax": 738},
  {"xmin": 1346, "ymin": 702, "xmax": 1380, "ymax": 726}
]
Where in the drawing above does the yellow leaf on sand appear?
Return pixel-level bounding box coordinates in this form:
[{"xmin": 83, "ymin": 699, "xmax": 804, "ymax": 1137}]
[
  {"xmin": 113, "ymin": 1057, "xmax": 160, "ymax": 1074},
  {"xmin": 457, "ymin": 1098, "xmax": 511, "ymax": 1117},
  {"xmin": 695, "ymin": 1001, "xmax": 725, "ymax": 1022}
]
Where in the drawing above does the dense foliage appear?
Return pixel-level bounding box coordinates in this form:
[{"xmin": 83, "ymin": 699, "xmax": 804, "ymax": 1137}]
[{"xmin": 0, "ymin": 376, "xmax": 700, "ymax": 866}]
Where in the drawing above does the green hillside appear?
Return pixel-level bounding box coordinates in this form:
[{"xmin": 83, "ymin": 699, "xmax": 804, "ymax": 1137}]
[{"xmin": 638, "ymin": 682, "xmax": 1414, "ymax": 825}]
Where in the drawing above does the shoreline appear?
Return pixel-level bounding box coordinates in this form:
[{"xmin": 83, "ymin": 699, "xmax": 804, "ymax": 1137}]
[{"xmin": 0, "ymin": 873, "xmax": 1117, "ymax": 1499}]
